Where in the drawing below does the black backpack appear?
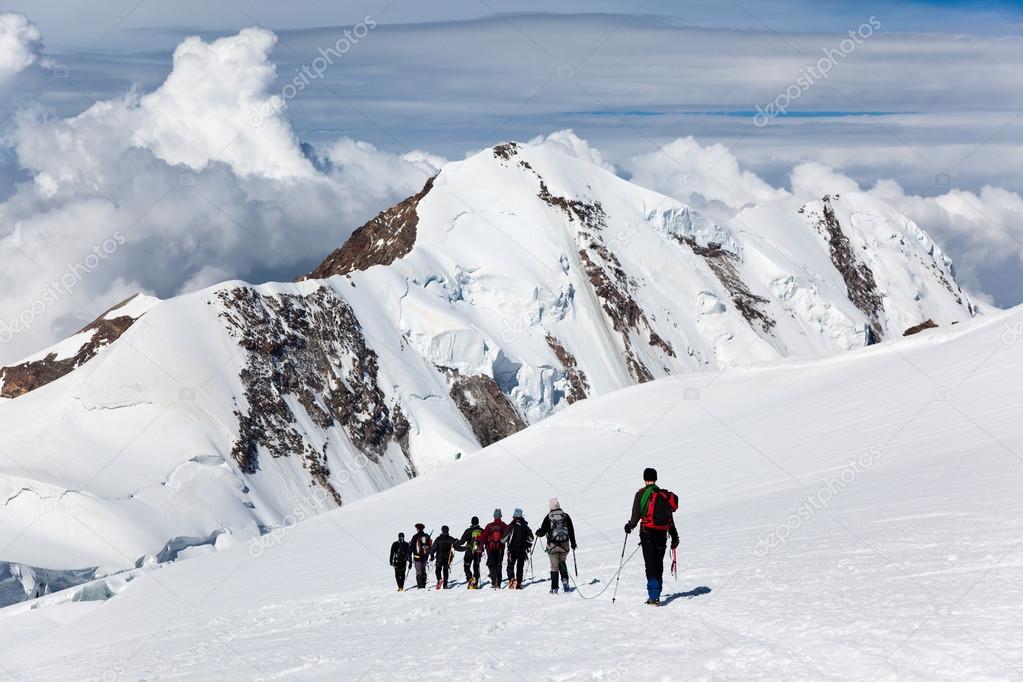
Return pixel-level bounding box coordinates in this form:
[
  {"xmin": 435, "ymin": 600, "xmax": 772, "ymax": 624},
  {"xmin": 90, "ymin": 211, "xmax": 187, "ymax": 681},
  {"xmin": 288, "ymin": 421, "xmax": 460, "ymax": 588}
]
[
  {"xmin": 548, "ymin": 510, "xmax": 570, "ymax": 543},
  {"xmin": 508, "ymin": 522, "xmax": 531, "ymax": 551}
]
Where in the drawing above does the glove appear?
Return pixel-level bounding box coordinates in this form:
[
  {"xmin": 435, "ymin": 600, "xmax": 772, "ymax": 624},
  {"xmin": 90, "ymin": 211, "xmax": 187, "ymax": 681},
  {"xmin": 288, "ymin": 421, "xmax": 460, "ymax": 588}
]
[
  {"xmin": 571, "ymin": 544, "xmax": 577, "ymax": 551},
  {"xmin": 671, "ymin": 538, "xmax": 679, "ymax": 549},
  {"xmin": 624, "ymin": 523, "xmax": 633, "ymax": 534}
]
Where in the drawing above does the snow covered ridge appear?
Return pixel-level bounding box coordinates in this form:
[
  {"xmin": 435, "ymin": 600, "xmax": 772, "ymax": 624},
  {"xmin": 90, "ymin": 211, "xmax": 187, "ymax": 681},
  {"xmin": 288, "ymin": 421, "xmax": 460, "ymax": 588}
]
[
  {"xmin": 0, "ymin": 142, "xmax": 975, "ymax": 601},
  {"xmin": 0, "ymin": 294, "xmax": 158, "ymax": 398}
]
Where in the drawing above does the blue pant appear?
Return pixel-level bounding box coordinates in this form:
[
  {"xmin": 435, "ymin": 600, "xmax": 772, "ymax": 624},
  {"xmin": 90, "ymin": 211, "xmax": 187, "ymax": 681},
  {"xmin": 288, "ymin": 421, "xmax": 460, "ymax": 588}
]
[{"xmin": 640, "ymin": 529, "xmax": 667, "ymax": 600}]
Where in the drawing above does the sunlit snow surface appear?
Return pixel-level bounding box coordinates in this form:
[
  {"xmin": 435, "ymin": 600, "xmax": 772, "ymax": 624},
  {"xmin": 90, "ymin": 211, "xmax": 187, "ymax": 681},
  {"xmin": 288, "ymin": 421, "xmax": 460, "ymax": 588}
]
[{"xmin": 1, "ymin": 307, "xmax": 1019, "ymax": 680}]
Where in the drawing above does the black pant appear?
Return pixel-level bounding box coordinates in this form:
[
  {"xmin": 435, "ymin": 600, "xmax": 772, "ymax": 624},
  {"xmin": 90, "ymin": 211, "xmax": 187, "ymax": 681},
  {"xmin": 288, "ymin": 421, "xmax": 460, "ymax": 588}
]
[
  {"xmin": 393, "ymin": 564, "xmax": 407, "ymax": 589},
  {"xmin": 464, "ymin": 554, "xmax": 481, "ymax": 583},
  {"xmin": 549, "ymin": 561, "xmax": 568, "ymax": 590},
  {"xmin": 435, "ymin": 560, "xmax": 450, "ymax": 587},
  {"xmin": 486, "ymin": 548, "xmax": 505, "ymax": 587},
  {"xmin": 507, "ymin": 550, "xmax": 527, "ymax": 585},
  {"xmin": 640, "ymin": 529, "xmax": 667, "ymax": 594}
]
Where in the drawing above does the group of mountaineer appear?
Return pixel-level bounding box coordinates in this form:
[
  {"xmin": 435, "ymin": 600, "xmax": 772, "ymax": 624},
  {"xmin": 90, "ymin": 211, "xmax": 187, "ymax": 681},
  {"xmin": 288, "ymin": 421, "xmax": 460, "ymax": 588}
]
[
  {"xmin": 389, "ymin": 498, "xmax": 577, "ymax": 594},
  {"xmin": 388, "ymin": 467, "xmax": 680, "ymax": 605}
]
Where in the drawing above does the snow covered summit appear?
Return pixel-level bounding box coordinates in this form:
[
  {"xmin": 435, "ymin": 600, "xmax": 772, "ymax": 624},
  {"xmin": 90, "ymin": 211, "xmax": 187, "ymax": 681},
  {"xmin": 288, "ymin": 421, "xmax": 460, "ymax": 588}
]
[{"xmin": 0, "ymin": 141, "xmax": 975, "ymax": 600}]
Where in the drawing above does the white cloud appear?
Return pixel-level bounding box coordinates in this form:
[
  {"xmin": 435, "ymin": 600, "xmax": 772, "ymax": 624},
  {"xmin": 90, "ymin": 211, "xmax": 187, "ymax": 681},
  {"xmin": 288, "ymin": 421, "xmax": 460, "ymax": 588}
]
[
  {"xmin": 0, "ymin": 27, "xmax": 444, "ymax": 363},
  {"xmin": 0, "ymin": 13, "xmax": 41, "ymax": 83},
  {"xmin": 133, "ymin": 28, "xmax": 315, "ymax": 180},
  {"xmin": 321, "ymin": 138, "xmax": 444, "ymax": 202},
  {"xmin": 626, "ymin": 136, "xmax": 788, "ymax": 214},
  {"xmin": 527, "ymin": 130, "xmax": 614, "ymax": 172},
  {"xmin": 789, "ymin": 161, "xmax": 861, "ymax": 199}
]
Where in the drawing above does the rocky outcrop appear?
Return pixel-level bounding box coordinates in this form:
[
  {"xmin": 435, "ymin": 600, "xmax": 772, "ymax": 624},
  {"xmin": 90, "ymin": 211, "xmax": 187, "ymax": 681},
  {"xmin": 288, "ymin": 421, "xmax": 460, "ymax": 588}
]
[
  {"xmin": 903, "ymin": 319, "xmax": 939, "ymax": 336},
  {"xmin": 0, "ymin": 296, "xmax": 143, "ymax": 399},
  {"xmin": 446, "ymin": 371, "xmax": 526, "ymax": 447},
  {"xmin": 217, "ymin": 286, "xmax": 414, "ymax": 505},
  {"xmin": 303, "ymin": 176, "xmax": 435, "ymax": 280},
  {"xmin": 677, "ymin": 237, "xmax": 775, "ymax": 334},
  {"xmin": 493, "ymin": 142, "xmax": 520, "ymax": 160},
  {"xmin": 533, "ymin": 173, "xmax": 672, "ymax": 382},
  {"xmin": 546, "ymin": 335, "xmax": 590, "ymax": 404},
  {"xmin": 806, "ymin": 196, "xmax": 885, "ymax": 343}
]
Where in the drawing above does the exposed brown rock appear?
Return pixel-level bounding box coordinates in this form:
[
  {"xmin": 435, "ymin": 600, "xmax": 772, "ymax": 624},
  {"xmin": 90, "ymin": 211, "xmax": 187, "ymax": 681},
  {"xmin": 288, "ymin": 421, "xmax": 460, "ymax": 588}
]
[
  {"xmin": 493, "ymin": 142, "xmax": 520, "ymax": 160},
  {"xmin": 217, "ymin": 286, "xmax": 416, "ymax": 505},
  {"xmin": 532, "ymin": 173, "xmax": 667, "ymax": 383},
  {"xmin": 545, "ymin": 335, "xmax": 590, "ymax": 404},
  {"xmin": 538, "ymin": 179, "xmax": 607, "ymax": 228},
  {"xmin": 0, "ymin": 296, "xmax": 144, "ymax": 399},
  {"xmin": 302, "ymin": 176, "xmax": 435, "ymax": 280},
  {"xmin": 806, "ymin": 196, "xmax": 885, "ymax": 343},
  {"xmin": 446, "ymin": 371, "xmax": 526, "ymax": 447},
  {"xmin": 677, "ymin": 237, "xmax": 775, "ymax": 334},
  {"xmin": 903, "ymin": 319, "xmax": 938, "ymax": 336}
]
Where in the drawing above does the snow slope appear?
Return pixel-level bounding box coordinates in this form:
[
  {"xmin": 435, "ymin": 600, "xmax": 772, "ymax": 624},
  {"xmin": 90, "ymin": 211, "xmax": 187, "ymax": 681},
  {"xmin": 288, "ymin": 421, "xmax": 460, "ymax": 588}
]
[
  {"xmin": 0, "ymin": 141, "xmax": 976, "ymax": 595},
  {"xmin": 1, "ymin": 306, "xmax": 1019, "ymax": 680}
]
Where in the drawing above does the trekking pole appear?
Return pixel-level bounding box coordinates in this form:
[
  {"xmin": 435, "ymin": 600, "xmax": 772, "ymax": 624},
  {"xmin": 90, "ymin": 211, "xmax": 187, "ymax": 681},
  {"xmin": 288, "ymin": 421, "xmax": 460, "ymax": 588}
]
[
  {"xmin": 671, "ymin": 547, "xmax": 677, "ymax": 582},
  {"xmin": 610, "ymin": 533, "xmax": 629, "ymax": 605}
]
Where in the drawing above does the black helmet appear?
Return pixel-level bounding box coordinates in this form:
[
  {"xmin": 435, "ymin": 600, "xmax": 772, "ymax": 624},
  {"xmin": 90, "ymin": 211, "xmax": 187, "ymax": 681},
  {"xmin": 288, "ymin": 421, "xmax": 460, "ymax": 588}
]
[{"xmin": 471, "ymin": 516, "xmax": 479, "ymax": 525}]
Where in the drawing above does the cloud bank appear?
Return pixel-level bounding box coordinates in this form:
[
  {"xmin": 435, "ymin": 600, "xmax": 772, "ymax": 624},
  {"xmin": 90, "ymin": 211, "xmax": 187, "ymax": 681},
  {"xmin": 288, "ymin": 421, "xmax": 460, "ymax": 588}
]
[
  {"xmin": 1, "ymin": 19, "xmax": 1021, "ymax": 364},
  {"xmin": 0, "ymin": 27, "xmax": 442, "ymax": 363}
]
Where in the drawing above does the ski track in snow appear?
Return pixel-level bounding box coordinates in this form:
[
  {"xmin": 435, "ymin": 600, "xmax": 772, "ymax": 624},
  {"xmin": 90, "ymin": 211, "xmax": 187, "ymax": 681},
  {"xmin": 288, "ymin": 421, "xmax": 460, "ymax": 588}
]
[{"xmin": 1, "ymin": 307, "xmax": 1021, "ymax": 680}]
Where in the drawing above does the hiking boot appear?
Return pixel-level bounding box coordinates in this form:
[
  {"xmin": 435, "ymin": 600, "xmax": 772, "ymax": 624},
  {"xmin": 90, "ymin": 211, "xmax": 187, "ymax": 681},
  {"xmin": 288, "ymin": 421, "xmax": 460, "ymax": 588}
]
[
  {"xmin": 562, "ymin": 579, "xmax": 571, "ymax": 592},
  {"xmin": 508, "ymin": 579, "xmax": 517, "ymax": 590},
  {"xmin": 645, "ymin": 598, "xmax": 661, "ymax": 606},
  {"xmin": 435, "ymin": 581, "xmax": 442, "ymax": 590},
  {"xmin": 550, "ymin": 588, "xmax": 558, "ymax": 594}
]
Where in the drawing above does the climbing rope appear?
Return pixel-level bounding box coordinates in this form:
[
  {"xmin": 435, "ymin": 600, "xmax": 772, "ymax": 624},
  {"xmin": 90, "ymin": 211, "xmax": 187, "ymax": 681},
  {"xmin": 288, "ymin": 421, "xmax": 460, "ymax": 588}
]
[{"xmin": 565, "ymin": 543, "xmax": 641, "ymax": 601}]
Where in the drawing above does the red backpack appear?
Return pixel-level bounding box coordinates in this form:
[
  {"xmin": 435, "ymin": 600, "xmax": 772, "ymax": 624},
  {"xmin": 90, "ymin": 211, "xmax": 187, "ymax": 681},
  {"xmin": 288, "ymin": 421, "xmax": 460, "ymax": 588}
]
[
  {"xmin": 485, "ymin": 523, "xmax": 505, "ymax": 552},
  {"xmin": 642, "ymin": 489, "xmax": 679, "ymax": 531}
]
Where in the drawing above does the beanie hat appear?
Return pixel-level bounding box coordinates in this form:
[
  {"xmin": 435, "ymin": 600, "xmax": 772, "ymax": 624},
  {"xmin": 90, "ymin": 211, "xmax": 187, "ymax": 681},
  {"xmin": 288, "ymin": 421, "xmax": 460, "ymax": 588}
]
[
  {"xmin": 493, "ymin": 508, "xmax": 502, "ymax": 519},
  {"xmin": 441, "ymin": 525, "xmax": 449, "ymax": 533},
  {"xmin": 549, "ymin": 497, "xmax": 561, "ymax": 511},
  {"xmin": 471, "ymin": 516, "xmax": 479, "ymax": 525},
  {"xmin": 415, "ymin": 523, "xmax": 425, "ymax": 530},
  {"xmin": 643, "ymin": 467, "xmax": 657, "ymax": 482},
  {"xmin": 398, "ymin": 532, "xmax": 405, "ymax": 539},
  {"xmin": 513, "ymin": 508, "xmax": 524, "ymax": 519}
]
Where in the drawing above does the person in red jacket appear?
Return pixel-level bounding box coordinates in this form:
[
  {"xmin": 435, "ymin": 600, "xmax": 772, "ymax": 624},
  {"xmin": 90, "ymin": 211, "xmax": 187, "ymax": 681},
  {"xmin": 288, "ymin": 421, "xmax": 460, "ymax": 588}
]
[{"xmin": 480, "ymin": 509, "xmax": 508, "ymax": 589}]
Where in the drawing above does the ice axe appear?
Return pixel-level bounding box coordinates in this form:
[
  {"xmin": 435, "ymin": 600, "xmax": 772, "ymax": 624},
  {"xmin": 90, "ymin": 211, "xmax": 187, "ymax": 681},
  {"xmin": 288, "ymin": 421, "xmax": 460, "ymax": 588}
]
[
  {"xmin": 671, "ymin": 547, "xmax": 678, "ymax": 581},
  {"xmin": 572, "ymin": 547, "xmax": 578, "ymax": 578}
]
